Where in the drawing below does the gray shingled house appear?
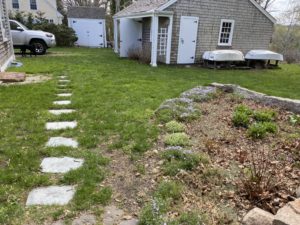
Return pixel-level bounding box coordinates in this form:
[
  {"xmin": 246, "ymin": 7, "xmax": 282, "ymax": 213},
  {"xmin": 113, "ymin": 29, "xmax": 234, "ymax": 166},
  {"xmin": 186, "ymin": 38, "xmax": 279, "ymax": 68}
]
[
  {"xmin": 113, "ymin": 0, "xmax": 276, "ymax": 67},
  {"xmin": 0, "ymin": 0, "xmax": 14, "ymax": 71}
]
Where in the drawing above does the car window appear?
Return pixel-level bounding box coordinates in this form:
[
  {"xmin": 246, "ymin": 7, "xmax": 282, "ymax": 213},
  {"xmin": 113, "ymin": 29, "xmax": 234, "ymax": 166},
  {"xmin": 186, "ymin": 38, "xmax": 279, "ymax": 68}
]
[{"xmin": 10, "ymin": 21, "xmax": 19, "ymax": 30}]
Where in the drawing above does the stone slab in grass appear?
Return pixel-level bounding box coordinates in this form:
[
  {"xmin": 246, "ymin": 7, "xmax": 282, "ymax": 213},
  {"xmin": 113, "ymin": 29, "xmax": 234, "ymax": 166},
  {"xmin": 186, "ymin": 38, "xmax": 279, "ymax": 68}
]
[
  {"xmin": 57, "ymin": 93, "xmax": 72, "ymax": 97},
  {"xmin": 53, "ymin": 100, "xmax": 71, "ymax": 105},
  {"xmin": 49, "ymin": 109, "xmax": 75, "ymax": 115},
  {"xmin": 46, "ymin": 137, "xmax": 78, "ymax": 148},
  {"xmin": 41, "ymin": 157, "xmax": 84, "ymax": 173},
  {"xmin": 26, "ymin": 186, "xmax": 75, "ymax": 206},
  {"xmin": 58, "ymin": 76, "xmax": 67, "ymax": 79},
  {"xmin": 0, "ymin": 72, "xmax": 26, "ymax": 82},
  {"xmin": 59, "ymin": 80, "xmax": 70, "ymax": 83},
  {"xmin": 46, "ymin": 121, "xmax": 77, "ymax": 130}
]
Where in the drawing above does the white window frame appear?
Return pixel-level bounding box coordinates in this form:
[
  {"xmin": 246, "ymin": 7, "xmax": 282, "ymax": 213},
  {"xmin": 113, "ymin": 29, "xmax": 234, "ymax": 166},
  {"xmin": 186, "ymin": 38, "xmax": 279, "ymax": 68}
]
[
  {"xmin": 218, "ymin": 19, "xmax": 235, "ymax": 46},
  {"xmin": 158, "ymin": 27, "xmax": 168, "ymax": 56}
]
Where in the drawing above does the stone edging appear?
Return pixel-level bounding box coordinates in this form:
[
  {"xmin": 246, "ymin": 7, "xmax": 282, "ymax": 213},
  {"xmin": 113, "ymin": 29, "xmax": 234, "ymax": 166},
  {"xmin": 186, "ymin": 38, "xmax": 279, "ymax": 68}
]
[{"xmin": 210, "ymin": 83, "xmax": 300, "ymax": 114}]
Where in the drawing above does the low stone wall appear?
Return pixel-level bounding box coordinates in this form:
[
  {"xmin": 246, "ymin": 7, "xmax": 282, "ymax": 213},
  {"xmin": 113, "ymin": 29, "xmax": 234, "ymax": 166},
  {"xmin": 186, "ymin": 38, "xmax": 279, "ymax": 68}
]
[{"xmin": 211, "ymin": 83, "xmax": 300, "ymax": 114}]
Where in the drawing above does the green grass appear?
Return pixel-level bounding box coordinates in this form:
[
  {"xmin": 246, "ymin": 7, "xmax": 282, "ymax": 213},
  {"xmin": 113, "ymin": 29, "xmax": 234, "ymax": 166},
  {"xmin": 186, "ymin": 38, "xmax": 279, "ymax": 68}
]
[{"xmin": 1, "ymin": 47, "xmax": 300, "ymax": 224}]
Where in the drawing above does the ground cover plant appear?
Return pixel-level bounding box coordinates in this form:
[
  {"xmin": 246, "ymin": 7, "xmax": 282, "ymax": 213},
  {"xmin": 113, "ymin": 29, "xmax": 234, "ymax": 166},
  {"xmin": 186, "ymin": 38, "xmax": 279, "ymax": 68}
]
[{"xmin": 1, "ymin": 47, "xmax": 300, "ymax": 224}]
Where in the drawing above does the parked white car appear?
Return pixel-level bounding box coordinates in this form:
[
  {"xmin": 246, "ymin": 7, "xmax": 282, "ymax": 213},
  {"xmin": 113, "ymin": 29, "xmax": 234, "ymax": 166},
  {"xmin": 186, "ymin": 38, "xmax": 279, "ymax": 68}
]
[{"xmin": 9, "ymin": 20, "xmax": 56, "ymax": 55}]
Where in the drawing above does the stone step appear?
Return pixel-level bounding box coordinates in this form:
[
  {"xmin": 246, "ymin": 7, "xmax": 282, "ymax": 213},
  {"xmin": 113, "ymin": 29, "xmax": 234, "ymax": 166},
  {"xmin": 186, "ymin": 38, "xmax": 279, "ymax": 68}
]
[
  {"xmin": 58, "ymin": 76, "xmax": 68, "ymax": 79},
  {"xmin": 46, "ymin": 121, "xmax": 77, "ymax": 130},
  {"xmin": 49, "ymin": 109, "xmax": 75, "ymax": 115},
  {"xmin": 41, "ymin": 157, "xmax": 84, "ymax": 173},
  {"xmin": 53, "ymin": 100, "xmax": 71, "ymax": 105},
  {"xmin": 57, "ymin": 93, "xmax": 72, "ymax": 97},
  {"xmin": 26, "ymin": 186, "xmax": 75, "ymax": 206},
  {"xmin": 58, "ymin": 80, "xmax": 70, "ymax": 83},
  {"xmin": 46, "ymin": 137, "xmax": 78, "ymax": 148},
  {"xmin": 58, "ymin": 84, "xmax": 68, "ymax": 88}
]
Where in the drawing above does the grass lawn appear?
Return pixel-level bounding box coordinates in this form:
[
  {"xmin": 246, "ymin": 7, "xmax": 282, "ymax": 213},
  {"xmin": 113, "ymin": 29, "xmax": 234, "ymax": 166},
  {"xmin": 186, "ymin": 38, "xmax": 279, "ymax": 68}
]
[{"xmin": 0, "ymin": 47, "xmax": 299, "ymax": 224}]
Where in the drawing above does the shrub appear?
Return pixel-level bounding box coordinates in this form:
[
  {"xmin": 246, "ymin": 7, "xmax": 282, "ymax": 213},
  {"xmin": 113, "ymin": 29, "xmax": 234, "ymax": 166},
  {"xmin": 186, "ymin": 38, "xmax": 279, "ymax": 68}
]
[
  {"xmin": 289, "ymin": 114, "xmax": 300, "ymax": 125},
  {"xmin": 155, "ymin": 181, "xmax": 182, "ymax": 201},
  {"xmin": 232, "ymin": 111, "xmax": 250, "ymax": 128},
  {"xmin": 235, "ymin": 105, "xmax": 253, "ymax": 115},
  {"xmin": 247, "ymin": 123, "xmax": 268, "ymax": 139},
  {"xmin": 32, "ymin": 23, "xmax": 78, "ymax": 46},
  {"xmin": 263, "ymin": 122, "xmax": 278, "ymax": 133},
  {"xmin": 165, "ymin": 121, "xmax": 185, "ymax": 133},
  {"xmin": 164, "ymin": 133, "xmax": 190, "ymax": 146},
  {"xmin": 253, "ymin": 110, "xmax": 276, "ymax": 122},
  {"xmin": 162, "ymin": 150, "xmax": 209, "ymax": 176}
]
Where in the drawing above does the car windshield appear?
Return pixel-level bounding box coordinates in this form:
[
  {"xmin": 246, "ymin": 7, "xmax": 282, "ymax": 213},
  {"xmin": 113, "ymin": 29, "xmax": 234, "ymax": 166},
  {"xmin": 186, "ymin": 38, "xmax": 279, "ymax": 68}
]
[{"xmin": 18, "ymin": 22, "xmax": 29, "ymax": 30}]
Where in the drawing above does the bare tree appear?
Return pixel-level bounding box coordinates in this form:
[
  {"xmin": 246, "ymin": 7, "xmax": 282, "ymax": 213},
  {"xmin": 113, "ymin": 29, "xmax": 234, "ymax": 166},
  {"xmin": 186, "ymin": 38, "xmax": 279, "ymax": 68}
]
[
  {"xmin": 255, "ymin": 0, "xmax": 277, "ymax": 10},
  {"xmin": 63, "ymin": 0, "xmax": 109, "ymax": 10}
]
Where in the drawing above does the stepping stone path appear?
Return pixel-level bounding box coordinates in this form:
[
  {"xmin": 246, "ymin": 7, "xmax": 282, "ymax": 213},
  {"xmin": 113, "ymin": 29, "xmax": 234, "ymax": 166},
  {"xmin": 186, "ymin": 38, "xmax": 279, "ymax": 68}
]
[
  {"xmin": 103, "ymin": 205, "xmax": 139, "ymax": 225},
  {"xmin": 49, "ymin": 109, "xmax": 76, "ymax": 115},
  {"xmin": 26, "ymin": 74, "xmax": 82, "ymax": 207},
  {"xmin": 41, "ymin": 157, "xmax": 83, "ymax": 173},
  {"xmin": 46, "ymin": 137, "xmax": 78, "ymax": 148},
  {"xmin": 26, "ymin": 186, "xmax": 75, "ymax": 205},
  {"xmin": 46, "ymin": 121, "xmax": 77, "ymax": 130}
]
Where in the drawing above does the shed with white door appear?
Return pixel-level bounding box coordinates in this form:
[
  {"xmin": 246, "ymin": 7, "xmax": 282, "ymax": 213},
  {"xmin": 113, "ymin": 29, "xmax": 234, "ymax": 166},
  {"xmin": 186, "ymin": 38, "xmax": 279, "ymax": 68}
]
[
  {"xmin": 68, "ymin": 7, "xmax": 107, "ymax": 48},
  {"xmin": 113, "ymin": 0, "xmax": 276, "ymax": 67}
]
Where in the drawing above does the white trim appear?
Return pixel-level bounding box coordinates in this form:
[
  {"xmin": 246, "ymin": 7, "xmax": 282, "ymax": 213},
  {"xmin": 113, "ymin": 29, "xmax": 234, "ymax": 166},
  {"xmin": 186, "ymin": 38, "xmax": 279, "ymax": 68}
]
[
  {"xmin": 0, "ymin": 55, "xmax": 15, "ymax": 72},
  {"xmin": 218, "ymin": 19, "xmax": 235, "ymax": 46},
  {"xmin": 113, "ymin": 19, "xmax": 118, "ymax": 53},
  {"xmin": 150, "ymin": 15, "xmax": 159, "ymax": 67},
  {"xmin": 157, "ymin": 0, "xmax": 177, "ymax": 11},
  {"xmin": 249, "ymin": 0, "xmax": 276, "ymax": 24},
  {"xmin": 166, "ymin": 15, "xmax": 173, "ymax": 64},
  {"xmin": 113, "ymin": 10, "xmax": 173, "ymax": 19}
]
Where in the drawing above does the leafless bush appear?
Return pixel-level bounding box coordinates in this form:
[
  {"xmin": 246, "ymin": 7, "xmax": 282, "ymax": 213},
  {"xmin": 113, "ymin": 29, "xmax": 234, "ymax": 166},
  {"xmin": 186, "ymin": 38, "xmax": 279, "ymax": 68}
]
[{"xmin": 127, "ymin": 46, "xmax": 151, "ymax": 64}]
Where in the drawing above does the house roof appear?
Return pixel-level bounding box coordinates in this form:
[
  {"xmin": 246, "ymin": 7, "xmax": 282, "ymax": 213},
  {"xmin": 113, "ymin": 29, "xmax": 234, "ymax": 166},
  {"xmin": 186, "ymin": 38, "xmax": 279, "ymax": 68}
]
[
  {"xmin": 114, "ymin": 0, "xmax": 276, "ymax": 23},
  {"xmin": 114, "ymin": 0, "xmax": 169, "ymax": 17},
  {"xmin": 67, "ymin": 7, "xmax": 106, "ymax": 19}
]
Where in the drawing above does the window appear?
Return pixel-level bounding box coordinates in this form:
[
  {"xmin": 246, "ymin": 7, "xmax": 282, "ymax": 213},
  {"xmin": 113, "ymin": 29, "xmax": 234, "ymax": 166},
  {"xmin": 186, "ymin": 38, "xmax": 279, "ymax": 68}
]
[
  {"xmin": 0, "ymin": 2, "xmax": 8, "ymax": 42},
  {"xmin": 9, "ymin": 20, "xmax": 18, "ymax": 30},
  {"xmin": 49, "ymin": 19, "xmax": 54, "ymax": 23},
  {"xmin": 30, "ymin": 0, "xmax": 37, "ymax": 10},
  {"xmin": 218, "ymin": 19, "xmax": 235, "ymax": 46},
  {"xmin": 12, "ymin": 0, "xmax": 19, "ymax": 9},
  {"xmin": 158, "ymin": 27, "xmax": 168, "ymax": 56}
]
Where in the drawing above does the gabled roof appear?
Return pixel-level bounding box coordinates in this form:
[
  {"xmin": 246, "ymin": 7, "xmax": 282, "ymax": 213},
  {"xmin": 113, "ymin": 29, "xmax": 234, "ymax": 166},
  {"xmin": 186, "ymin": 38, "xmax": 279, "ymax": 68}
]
[
  {"xmin": 67, "ymin": 7, "xmax": 106, "ymax": 19},
  {"xmin": 45, "ymin": 0, "xmax": 63, "ymax": 18},
  {"xmin": 114, "ymin": 0, "xmax": 276, "ymax": 23}
]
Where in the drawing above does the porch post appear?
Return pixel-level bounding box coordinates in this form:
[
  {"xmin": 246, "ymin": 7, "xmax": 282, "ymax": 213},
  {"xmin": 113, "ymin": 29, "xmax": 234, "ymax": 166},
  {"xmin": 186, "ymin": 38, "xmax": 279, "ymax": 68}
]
[
  {"xmin": 151, "ymin": 15, "xmax": 159, "ymax": 67},
  {"xmin": 113, "ymin": 18, "xmax": 118, "ymax": 53},
  {"xmin": 166, "ymin": 15, "xmax": 173, "ymax": 64}
]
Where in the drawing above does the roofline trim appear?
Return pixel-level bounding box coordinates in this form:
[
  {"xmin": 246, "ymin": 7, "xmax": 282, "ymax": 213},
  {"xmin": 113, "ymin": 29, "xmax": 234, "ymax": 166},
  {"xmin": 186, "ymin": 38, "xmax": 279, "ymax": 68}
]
[
  {"xmin": 113, "ymin": 10, "xmax": 173, "ymax": 19},
  {"xmin": 157, "ymin": 0, "xmax": 177, "ymax": 11}
]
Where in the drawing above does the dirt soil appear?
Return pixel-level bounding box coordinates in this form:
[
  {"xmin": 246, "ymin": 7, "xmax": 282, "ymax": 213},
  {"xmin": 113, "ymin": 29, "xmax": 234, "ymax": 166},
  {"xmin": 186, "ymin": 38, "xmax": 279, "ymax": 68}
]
[{"xmin": 102, "ymin": 93, "xmax": 300, "ymax": 224}]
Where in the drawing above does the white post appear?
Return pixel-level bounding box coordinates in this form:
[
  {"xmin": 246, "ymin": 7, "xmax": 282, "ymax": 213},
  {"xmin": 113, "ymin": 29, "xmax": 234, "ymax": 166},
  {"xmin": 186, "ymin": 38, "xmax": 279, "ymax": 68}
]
[
  {"xmin": 151, "ymin": 15, "xmax": 159, "ymax": 67},
  {"xmin": 166, "ymin": 15, "xmax": 173, "ymax": 64},
  {"xmin": 113, "ymin": 18, "xmax": 118, "ymax": 53}
]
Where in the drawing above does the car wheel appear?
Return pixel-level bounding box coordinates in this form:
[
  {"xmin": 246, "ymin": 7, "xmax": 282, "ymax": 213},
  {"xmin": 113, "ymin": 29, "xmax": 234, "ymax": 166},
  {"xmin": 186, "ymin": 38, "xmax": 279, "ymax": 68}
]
[{"xmin": 30, "ymin": 40, "xmax": 47, "ymax": 55}]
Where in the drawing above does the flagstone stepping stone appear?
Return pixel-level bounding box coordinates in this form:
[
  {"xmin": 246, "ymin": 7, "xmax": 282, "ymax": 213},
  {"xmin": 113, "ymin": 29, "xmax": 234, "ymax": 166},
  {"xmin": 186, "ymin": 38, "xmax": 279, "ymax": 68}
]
[
  {"xmin": 49, "ymin": 109, "xmax": 75, "ymax": 115},
  {"xmin": 41, "ymin": 157, "xmax": 84, "ymax": 173},
  {"xmin": 59, "ymin": 80, "xmax": 70, "ymax": 82},
  {"xmin": 119, "ymin": 219, "xmax": 139, "ymax": 225},
  {"xmin": 57, "ymin": 93, "xmax": 72, "ymax": 97},
  {"xmin": 58, "ymin": 76, "xmax": 67, "ymax": 79},
  {"xmin": 72, "ymin": 213, "xmax": 96, "ymax": 225},
  {"xmin": 103, "ymin": 205, "xmax": 124, "ymax": 225},
  {"xmin": 46, "ymin": 137, "xmax": 78, "ymax": 148},
  {"xmin": 26, "ymin": 186, "xmax": 75, "ymax": 206},
  {"xmin": 53, "ymin": 100, "xmax": 71, "ymax": 105},
  {"xmin": 46, "ymin": 121, "xmax": 77, "ymax": 130}
]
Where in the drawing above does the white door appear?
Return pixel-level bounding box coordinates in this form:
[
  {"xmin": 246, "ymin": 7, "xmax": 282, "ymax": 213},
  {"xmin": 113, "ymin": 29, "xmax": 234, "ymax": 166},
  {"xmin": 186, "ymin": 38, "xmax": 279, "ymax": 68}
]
[
  {"xmin": 177, "ymin": 16, "xmax": 199, "ymax": 64},
  {"xmin": 70, "ymin": 19, "xmax": 105, "ymax": 47},
  {"xmin": 119, "ymin": 18, "xmax": 142, "ymax": 57}
]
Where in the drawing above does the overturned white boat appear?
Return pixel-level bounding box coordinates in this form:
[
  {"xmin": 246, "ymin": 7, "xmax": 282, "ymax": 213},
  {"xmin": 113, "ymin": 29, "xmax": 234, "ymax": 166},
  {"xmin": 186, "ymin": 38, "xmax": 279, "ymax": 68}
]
[
  {"xmin": 245, "ymin": 50, "xmax": 283, "ymax": 61},
  {"xmin": 203, "ymin": 50, "xmax": 245, "ymax": 62}
]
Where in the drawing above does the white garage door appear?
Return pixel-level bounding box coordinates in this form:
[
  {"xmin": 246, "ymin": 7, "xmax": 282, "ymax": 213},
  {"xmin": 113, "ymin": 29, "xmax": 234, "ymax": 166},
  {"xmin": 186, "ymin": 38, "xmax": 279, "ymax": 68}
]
[{"xmin": 70, "ymin": 19, "xmax": 106, "ymax": 48}]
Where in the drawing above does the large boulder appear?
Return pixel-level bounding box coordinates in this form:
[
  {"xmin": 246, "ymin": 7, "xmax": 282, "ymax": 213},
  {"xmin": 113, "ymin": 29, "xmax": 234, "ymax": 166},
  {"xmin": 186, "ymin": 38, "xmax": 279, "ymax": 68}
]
[
  {"xmin": 0, "ymin": 72, "xmax": 26, "ymax": 83},
  {"xmin": 242, "ymin": 208, "xmax": 274, "ymax": 225},
  {"xmin": 273, "ymin": 199, "xmax": 300, "ymax": 225}
]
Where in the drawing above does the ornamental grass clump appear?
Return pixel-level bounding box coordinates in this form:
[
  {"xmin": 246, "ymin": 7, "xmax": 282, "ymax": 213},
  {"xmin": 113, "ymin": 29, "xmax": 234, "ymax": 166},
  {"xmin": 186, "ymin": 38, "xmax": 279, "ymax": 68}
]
[
  {"xmin": 247, "ymin": 122, "xmax": 277, "ymax": 139},
  {"xmin": 253, "ymin": 110, "xmax": 277, "ymax": 122},
  {"xmin": 165, "ymin": 120, "xmax": 185, "ymax": 133},
  {"xmin": 164, "ymin": 133, "xmax": 190, "ymax": 146},
  {"xmin": 232, "ymin": 105, "xmax": 253, "ymax": 128}
]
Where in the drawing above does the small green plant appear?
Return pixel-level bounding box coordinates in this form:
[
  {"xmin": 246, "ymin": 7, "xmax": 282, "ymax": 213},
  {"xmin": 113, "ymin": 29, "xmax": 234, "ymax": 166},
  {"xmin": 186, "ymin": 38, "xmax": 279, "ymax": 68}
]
[
  {"xmin": 263, "ymin": 122, "xmax": 278, "ymax": 133},
  {"xmin": 169, "ymin": 212, "xmax": 207, "ymax": 225},
  {"xmin": 253, "ymin": 110, "xmax": 276, "ymax": 122},
  {"xmin": 235, "ymin": 105, "xmax": 253, "ymax": 115},
  {"xmin": 289, "ymin": 114, "xmax": 300, "ymax": 125},
  {"xmin": 162, "ymin": 150, "xmax": 210, "ymax": 176},
  {"xmin": 155, "ymin": 181, "xmax": 182, "ymax": 201},
  {"xmin": 165, "ymin": 120, "xmax": 185, "ymax": 133},
  {"xmin": 164, "ymin": 133, "xmax": 190, "ymax": 146},
  {"xmin": 247, "ymin": 123, "xmax": 268, "ymax": 139},
  {"xmin": 232, "ymin": 111, "xmax": 251, "ymax": 127},
  {"xmin": 139, "ymin": 198, "xmax": 168, "ymax": 225}
]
